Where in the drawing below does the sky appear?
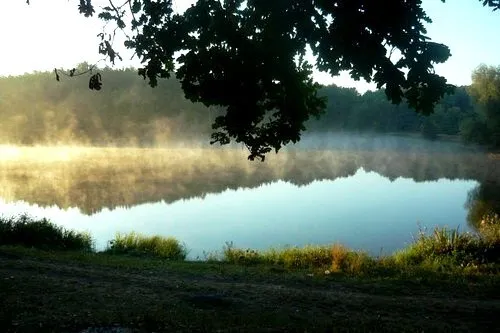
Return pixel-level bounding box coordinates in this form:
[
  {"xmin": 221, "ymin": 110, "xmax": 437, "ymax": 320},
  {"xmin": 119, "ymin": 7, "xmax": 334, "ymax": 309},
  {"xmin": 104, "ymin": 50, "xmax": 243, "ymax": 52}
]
[{"xmin": 0, "ymin": 0, "xmax": 499, "ymax": 93}]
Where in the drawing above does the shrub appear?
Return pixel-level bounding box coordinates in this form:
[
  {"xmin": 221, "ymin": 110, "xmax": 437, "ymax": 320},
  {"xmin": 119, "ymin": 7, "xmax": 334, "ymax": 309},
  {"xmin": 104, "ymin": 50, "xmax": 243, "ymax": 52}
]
[
  {"xmin": 0, "ymin": 214, "xmax": 93, "ymax": 252},
  {"xmin": 394, "ymin": 224, "xmax": 500, "ymax": 270},
  {"xmin": 106, "ymin": 232, "xmax": 187, "ymax": 260}
]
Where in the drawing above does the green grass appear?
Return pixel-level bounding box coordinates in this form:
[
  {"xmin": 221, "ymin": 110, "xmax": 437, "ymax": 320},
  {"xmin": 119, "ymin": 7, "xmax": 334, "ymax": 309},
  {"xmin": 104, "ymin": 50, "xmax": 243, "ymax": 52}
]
[
  {"xmin": 217, "ymin": 220, "xmax": 500, "ymax": 276},
  {"xmin": 2, "ymin": 245, "xmax": 499, "ymax": 333},
  {"xmin": 0, "ymin": 214, "xmax": 499, "ymax": 277},
  {"xmin": 0, "ymin": 214, "xmax": 93, "ymax": 252},
  {"xmin": 1, "ymin": 215, "xmax": 499, "ymax": 333},
  {"xmin": 218, "ymin": 241, "xmax": 381, "ymax": 276},
  {"xmin": 220, "ymin": 241, "xmax": 374, "ymax": 273},
  {"xmin": 393, "ymin": 220, "xmax": 500, "ymax": 274},
  {"xmin": 104, "ymin": 232, "xmax": 188, "ymax": 260}
]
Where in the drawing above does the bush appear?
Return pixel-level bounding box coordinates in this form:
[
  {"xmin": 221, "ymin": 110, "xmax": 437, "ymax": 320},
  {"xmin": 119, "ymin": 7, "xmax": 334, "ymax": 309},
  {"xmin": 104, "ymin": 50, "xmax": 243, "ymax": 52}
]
[
  {"xmin": 106, "ymin": 232, "xmax": 187, "ymax": 260},
  {"xmin": 394, "ymin": 225, "xmax": 500, "ymax": 270},
  {"xmin": 0, "ymin": 214, "xmax": 93, "ymax": 252}
]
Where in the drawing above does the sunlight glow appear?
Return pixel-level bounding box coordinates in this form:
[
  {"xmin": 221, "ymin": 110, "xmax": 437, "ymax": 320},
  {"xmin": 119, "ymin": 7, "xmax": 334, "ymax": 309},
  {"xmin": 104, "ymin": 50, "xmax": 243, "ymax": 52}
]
[
  {"xmin": 0, "ymin": 145, "xmax": 21, "ymax": 161},
  {"xmin": 0, "ymin": 145, "xmax": 88, "ymax": 162}
]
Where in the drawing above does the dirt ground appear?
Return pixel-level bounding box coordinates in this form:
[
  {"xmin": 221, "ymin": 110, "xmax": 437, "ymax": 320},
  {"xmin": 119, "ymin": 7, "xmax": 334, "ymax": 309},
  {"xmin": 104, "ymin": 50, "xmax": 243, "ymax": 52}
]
[{"xmin": 1, "ymin": 250, "xmax": 499, "ymax": 333}]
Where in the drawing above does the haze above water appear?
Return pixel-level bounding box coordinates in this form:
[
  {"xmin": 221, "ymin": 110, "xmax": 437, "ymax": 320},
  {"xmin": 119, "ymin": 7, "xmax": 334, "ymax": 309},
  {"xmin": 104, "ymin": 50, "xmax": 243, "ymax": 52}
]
[{"xmin": 1, "ymin": 134, "xmax": 497, "ymax": 259}]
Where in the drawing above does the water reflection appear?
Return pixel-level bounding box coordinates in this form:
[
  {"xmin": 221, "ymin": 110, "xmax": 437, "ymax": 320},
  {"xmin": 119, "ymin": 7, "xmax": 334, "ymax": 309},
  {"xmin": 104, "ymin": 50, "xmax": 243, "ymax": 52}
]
[
  {"xmin": 0, "ymin": 145, "xmax": 498, "ymax": 257},
  {"xmin": 0, "ymin": 146, "xmax": 498, "ymax": 215},
  {"xmin": 465, "ymin": 180, "xmax": 500, "ymax": 230},
  {"xmin": 0, "ymin": 169, "xmax": 478, "ymax": 257}
]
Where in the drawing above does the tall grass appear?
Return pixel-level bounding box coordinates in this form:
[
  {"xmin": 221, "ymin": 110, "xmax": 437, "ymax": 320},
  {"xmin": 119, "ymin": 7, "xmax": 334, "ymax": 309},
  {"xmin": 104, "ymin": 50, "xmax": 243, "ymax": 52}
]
[
  {"xmin": 106, "ymin": 232, "xmax": 188, "ymax": 260},
  {"xmin": 0, "ymin": 214, "xmax": 93, "ymax": 251},
  {"xmin": 1, "ymin": 214, "xmax": 498, "ymax": 276},
  {"xmin": 221, "ymin": 241, "xmax": 375, "ymax": 274},
  {"xmin": 221, "ymin": 222, "xmax": 500, "ymax": 275},
  {"xmin": 393, "ymin": 222, "xmax": 500, "ymax": 271}
]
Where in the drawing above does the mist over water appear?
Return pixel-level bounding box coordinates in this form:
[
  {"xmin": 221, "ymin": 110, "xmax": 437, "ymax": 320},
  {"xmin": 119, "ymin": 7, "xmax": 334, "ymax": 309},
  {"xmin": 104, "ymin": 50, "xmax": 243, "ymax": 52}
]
[
  {"xmin": 294, "ymin": 132, "xmax": 480, "ymax": 153},
  {"xmin": 0, "ymin": 134, "xmax": 497, "ymax": 258}
]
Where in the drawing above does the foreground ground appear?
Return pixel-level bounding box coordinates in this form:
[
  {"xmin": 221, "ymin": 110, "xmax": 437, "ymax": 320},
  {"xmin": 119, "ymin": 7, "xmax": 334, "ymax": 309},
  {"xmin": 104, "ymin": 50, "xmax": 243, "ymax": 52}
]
[{"xmin": 1, "ymin": 247, "xmax": 500, "ymax": 333}]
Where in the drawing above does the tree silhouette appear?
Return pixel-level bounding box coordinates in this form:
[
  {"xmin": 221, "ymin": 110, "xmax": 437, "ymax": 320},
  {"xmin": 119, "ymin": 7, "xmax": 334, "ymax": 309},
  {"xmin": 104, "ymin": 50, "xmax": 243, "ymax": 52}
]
[{"xmin": 27, "ymin": 0, "xmax": 500, "ymax": 159}]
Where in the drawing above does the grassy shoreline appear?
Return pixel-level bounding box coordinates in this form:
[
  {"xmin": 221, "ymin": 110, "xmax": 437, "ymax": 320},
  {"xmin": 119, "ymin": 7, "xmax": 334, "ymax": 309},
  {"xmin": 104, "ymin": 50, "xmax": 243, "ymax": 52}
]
[
  {"xmin": 1, "ymin": 215, "xmax": 500, "ymax": 332},
  {"xmin": 2, "ymin": 244, "xmax": 500, "ymax": 333},
  {"xmin": 1, "ymin": 214, "xmax": 500, "ymax": 276}
]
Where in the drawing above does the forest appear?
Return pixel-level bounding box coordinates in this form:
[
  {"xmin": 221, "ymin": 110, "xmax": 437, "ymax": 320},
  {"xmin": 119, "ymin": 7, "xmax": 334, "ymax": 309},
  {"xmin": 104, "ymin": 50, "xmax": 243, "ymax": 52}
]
[{"xmin": 0, "ymin": 63, "xmax": 498, "ymax": 148}]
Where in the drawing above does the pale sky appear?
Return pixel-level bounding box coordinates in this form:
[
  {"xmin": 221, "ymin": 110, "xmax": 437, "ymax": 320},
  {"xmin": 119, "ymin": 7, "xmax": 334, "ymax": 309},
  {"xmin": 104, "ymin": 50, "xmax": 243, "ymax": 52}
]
[{"xmin": 0, "ymin": 0, "xmax": 499, "ymax": 92}]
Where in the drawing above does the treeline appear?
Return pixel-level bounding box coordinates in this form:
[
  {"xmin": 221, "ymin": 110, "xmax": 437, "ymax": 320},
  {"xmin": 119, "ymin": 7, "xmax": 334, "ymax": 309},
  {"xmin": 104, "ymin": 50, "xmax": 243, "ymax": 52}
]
[
  {"xmin": 309, "ymin": 85, "xmax": 474, "ymax": 141},
  {"xmin": 308, "ymin": 64, "xmax": 500, "ymax": 148},
  {"xmin": 0, "ymin": 63, "xmax": 216, "ymax": 146},
  {"xmin": 0, "ymin": 63, "xmax": 498, "ymax": 146}
]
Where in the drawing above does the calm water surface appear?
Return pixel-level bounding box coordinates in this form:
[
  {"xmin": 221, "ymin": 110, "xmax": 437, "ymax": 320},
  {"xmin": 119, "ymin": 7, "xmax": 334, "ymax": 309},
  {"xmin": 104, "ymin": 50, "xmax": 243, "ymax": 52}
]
[{"xmin": 0, "ymin": 139, "xmax": 497, "ymax": 258}]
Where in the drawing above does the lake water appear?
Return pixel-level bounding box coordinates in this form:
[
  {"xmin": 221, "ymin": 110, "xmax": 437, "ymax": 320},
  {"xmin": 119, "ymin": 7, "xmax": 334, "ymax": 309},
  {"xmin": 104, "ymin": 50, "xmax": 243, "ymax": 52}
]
[{"xmin": 1, "ymin": 136, "xmax": 498, "ymax": 259}]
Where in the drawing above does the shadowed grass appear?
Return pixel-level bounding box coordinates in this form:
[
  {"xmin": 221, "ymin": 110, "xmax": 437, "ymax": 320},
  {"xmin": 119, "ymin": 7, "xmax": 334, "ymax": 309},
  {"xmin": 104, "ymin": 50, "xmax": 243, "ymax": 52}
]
[
  {"xmin": 105, "ymin": 232, "xmax": 188, "ymax": 260},
  {"xmin": 0, "ymin": 214, "xmax": 93, "ymax": 251},
  {"xmin": 2, "ymin": 244, "xmax": 499, "ymax": 333},
  {"xmin": 1, "ymin": 215, "xmax": 500, "ymax": 333}
]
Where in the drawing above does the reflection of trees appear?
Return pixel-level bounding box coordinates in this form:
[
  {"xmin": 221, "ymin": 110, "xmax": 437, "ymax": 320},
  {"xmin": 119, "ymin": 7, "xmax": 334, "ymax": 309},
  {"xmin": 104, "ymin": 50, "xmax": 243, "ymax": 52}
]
[
  {"xmin": 465, "ymin": 180, "xmax": 500, "ymax": 230},
  {"xmin": 0, "ymin": 147, "xmax": 499, "ymax": 215}
]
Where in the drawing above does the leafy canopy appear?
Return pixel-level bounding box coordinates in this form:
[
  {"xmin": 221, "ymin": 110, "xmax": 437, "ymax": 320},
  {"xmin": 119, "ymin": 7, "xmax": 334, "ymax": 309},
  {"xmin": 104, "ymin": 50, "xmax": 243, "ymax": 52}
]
[
  {"xmin": 467, "ymin": 64, "xmax": 500, "ymax": 146},
  {"xmin": 470, "ymin": 64, "xmax": 500, "ymax": 105},
  {"xmin": 31, "ymin": 0, "xmax": 500, "ymax": 160}
]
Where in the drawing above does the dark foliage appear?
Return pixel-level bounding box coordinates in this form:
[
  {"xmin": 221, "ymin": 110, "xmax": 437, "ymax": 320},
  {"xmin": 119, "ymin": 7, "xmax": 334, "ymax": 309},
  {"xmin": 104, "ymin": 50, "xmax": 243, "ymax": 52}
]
[
  {"xmin": 0, "ymin": 215, "xmax": 93, "ymax": 251},
  {"xmin": 466, "ymin": 180, "xmax": 500, "ymax": 230}
]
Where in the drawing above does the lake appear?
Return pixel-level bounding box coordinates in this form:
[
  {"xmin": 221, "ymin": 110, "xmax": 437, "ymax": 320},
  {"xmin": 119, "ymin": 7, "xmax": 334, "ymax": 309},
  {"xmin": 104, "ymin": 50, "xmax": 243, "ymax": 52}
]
[{"xmin": 1, "ymin": 135, "xmax": 498, "ymax": 259}]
